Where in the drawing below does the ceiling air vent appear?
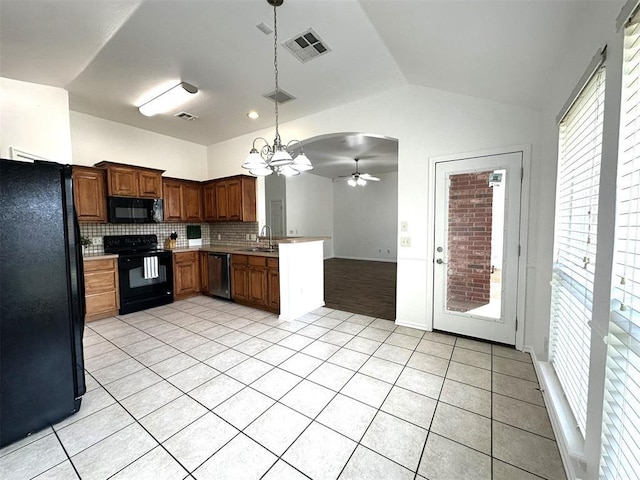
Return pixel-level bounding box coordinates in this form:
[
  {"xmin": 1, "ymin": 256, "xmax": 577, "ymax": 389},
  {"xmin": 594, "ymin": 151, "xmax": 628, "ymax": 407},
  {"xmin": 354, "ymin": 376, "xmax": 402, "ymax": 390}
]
[
  {"xmin": 174, "ymin": 111, "xmax": 198, "ymax": 121},
  {"xmin": 263, "ymin": 89, "xmax": 296, "ymax": 104},
  {"xmin": 283, "ymin": 28, "xmax": 330, "ymax": 63}
]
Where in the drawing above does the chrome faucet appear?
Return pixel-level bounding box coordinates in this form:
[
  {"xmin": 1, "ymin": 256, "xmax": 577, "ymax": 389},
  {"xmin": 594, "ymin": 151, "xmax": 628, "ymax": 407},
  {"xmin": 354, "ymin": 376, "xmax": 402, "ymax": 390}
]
[{"xmin": 260, "ymin": 224, "xmax": 274, "ymax": 249}]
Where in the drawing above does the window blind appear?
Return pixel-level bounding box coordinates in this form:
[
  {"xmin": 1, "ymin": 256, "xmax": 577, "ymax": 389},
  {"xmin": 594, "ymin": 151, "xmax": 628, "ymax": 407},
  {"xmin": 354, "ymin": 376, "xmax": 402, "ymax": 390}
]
[
  {"xmin": 549, "ymin": 60, "xmax": 606, "ymax": 437},
  {"xmin": 600, "ymin": 17, "xmax": 640, "ymax": 480}
]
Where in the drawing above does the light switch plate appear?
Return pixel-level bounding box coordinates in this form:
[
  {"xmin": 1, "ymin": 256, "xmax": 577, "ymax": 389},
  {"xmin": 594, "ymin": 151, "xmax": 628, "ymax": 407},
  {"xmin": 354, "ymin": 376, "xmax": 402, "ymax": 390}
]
[{"xmin": 401, "ymin": 221, "xmax": 409, "ymax": 232}]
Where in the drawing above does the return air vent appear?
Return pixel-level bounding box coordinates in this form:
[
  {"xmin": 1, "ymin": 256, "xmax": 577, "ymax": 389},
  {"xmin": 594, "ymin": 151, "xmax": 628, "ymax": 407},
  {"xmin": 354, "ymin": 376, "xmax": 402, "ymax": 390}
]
[
  {"xmin": 174, "ymin": 111, "xmax": 198, "ymax": 121},
  {"xmin": 263, "ymin": 89, "xmax": 296, "ymax": 104},
  {"xmin": 283, "ymin": 28, "xmax": 331, "ymax": 63}
]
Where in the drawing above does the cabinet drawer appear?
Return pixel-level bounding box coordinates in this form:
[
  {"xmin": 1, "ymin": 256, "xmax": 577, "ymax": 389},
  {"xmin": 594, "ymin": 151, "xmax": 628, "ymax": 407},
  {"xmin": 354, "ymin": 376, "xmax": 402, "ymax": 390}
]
[
  {"xmin": 84, "ymin": 258, "xmax": 116, "ymax": 272},
  {"xmin": 174, "ymin": 251, "xmax": 198, "ymax": 264},
  {"xmin": 231, "ymin": 254, "xmax": 248, "ymax": 265},
  {"xmin": 248, "ymin": 256, "xmax": 267, "ymax": 267},
  {"xmin": 85, "ymin": 271, "xmax": 117, "ymax": 293},
  {"xmin": 267, "ymin": 258, "xmax": 279, "ymax": 268},
  {"xmin": 86, "ymin": 291, "xmax": 119, "ymax": 315}
]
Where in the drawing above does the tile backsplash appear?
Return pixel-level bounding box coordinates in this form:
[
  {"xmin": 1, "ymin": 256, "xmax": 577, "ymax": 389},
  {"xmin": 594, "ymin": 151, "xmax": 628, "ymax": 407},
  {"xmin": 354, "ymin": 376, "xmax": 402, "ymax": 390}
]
[{"xmin": 80, "ymin": 222, "xmax": 263, "ymax": 255}]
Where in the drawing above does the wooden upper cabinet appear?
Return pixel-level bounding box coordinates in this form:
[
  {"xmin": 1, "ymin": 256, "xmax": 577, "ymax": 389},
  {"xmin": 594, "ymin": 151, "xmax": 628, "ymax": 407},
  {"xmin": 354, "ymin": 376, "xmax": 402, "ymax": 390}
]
[
  {"xmin": 73, "ymin": 166, "xmax": 107, "ymax": 223},
  {"xmin": 138, "ymin": 170, "xmax": 163, "ymax": 198},
  {"xmin": 183, "ymin": 182, "xmax": 203, "ymax": 222},
  {"xmin": 204, "ymin": 175, "xmax": 256, "ymax": 222},
  {"xmin": 227, "ymin": 179, "xmax": 242, "ymax": 221},
  {"xmin": 215, "ymin": 182, "xmax": 229, "ymax": 221},
  {"xmin": 163, "ymin": 179, "xmax": 183, "ymax": 222},
  {"xmin": 95, "ymin": 161, "xmax": 164, "ymax": 198},
  {"xmin": 203, "ymin": 183, "xmax": 217, "ymax": 222},
  {"xmin": 163, "ymin": 178, "xmax": 203, "ymax": 222}
]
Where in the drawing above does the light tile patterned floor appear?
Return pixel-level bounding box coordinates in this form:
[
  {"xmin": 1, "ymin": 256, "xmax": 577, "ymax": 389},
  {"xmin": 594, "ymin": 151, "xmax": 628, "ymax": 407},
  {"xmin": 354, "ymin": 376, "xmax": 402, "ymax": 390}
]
[{"xmin": 0, "ymin": 297, "xmax": 566, "ymax": 480}]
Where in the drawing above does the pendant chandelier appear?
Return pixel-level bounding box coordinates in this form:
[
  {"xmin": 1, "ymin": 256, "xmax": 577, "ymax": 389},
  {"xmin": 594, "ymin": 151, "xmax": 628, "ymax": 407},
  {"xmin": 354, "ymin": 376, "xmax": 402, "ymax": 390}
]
[{"xmin": 242, "ymin": 0, "xmax": 313, "ymax": 177}]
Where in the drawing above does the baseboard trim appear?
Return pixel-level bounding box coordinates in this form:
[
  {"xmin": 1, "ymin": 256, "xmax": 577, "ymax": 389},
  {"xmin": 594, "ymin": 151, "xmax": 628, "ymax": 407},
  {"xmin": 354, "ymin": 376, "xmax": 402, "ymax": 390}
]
[
  {"xmin": 394, "ymin": 318, "xmax": 429, "ymax": 331},
  {"xmin": 330, "ymin": 255, "xmax": 397, "ymax": 263},
  {"xmin": 525, "ymin": 346, "xmax": 583, "ymax": 480}
]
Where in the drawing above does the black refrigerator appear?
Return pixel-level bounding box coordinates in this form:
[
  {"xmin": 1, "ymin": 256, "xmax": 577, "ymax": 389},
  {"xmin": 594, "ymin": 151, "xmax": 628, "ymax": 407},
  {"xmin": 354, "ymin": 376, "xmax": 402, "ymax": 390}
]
[{"xmin": 0, "ymin": 159, "xmax": 86, "ymax": 447}]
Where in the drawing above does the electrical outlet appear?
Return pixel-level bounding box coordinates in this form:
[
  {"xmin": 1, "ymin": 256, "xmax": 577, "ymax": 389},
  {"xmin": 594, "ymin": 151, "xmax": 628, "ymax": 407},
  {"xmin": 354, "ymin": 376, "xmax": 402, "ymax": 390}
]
[
  {"xmin": 400, "ymin": 236, "xmax": 411, "ymax": 247},
  {"xmin": 217, "ymin": 234, "xmax": 221, "ymax": 240},
  {"xmin": 245, "ymin": 233, "xmax": 250, "ymax": 240},
  {"xmin": 92, "ymin": 236, "xmax": 103, "ymax": 246},
  {"xmin": 250, "ymin": 234, "xmax": 257, "ymax": 240},
  {"xmin": 401, "ymin": 221, "xmax": 409, "ymax": 232}
]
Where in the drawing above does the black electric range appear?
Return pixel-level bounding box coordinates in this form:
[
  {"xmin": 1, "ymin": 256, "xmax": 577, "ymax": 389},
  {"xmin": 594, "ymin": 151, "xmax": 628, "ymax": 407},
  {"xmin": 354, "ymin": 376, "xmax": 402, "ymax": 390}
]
[{"xmin": 104, "ymin": 235, "xmax": 174, "ymax": 314}]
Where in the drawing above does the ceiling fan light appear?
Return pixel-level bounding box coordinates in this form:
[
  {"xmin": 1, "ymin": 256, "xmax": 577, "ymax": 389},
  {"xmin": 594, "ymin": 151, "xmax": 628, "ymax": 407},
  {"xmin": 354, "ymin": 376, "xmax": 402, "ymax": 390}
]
[
  {"xmin": 357, "ymin": 178, "xmax": 367, "ymax": 186},
  {"xmin": 242, "ymin": 150, "xmax": 267, "ymax": 169},
  {"xmin": 249, "ymin": 167, "xmax": 274, "ymax": 176},
  {"xmin": 291, "ymin": 153, "xmax": 313, "ymax": 171},
  {"xmin": 347, "ymin": 178, "xmax": 357, "ymax": 187},
  {"xmin": 270, "ymin": 148, "xmax": 293, "ymax": 166}
]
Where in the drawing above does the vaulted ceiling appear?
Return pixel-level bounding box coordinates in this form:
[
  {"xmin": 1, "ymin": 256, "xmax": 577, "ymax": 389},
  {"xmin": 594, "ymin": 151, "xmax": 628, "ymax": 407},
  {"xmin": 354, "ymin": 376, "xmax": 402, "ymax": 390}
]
[{"xmin": 0, "ymin": 0, "xmax": 620, "ymax": 175}]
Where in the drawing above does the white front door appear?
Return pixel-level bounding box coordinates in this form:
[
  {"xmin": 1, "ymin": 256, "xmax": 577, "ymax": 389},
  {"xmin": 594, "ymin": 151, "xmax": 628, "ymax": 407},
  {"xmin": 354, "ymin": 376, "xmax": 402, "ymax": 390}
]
[{"xmin": 433, "ymin": 151, "xmax": 522, "ymax": 344}]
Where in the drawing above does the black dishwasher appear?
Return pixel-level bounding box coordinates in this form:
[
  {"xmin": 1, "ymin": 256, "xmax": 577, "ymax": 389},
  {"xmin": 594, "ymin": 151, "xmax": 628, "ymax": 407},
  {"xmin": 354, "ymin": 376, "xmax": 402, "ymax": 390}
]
[{"xmin": 207, "ymin": 252, "xmax": 231, "ymax": 299}]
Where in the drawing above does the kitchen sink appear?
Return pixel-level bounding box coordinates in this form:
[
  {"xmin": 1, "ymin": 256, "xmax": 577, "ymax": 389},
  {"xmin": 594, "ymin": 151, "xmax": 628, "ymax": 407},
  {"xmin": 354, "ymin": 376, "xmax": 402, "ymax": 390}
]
[{"xmin": 238, "ymin": 247, "xmax": 278, "ymax": 253}]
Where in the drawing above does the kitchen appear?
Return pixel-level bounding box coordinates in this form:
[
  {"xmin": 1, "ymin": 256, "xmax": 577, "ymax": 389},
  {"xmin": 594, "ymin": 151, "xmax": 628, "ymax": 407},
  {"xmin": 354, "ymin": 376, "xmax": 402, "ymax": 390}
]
[{"xmin": 0, "ymin": 1, "xmax": 633, "ymax": 479}]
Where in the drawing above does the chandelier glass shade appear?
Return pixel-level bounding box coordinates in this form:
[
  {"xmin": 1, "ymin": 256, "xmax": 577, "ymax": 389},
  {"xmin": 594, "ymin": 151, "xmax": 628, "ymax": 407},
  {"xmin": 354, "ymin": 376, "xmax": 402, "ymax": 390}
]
[{"xmin": 242, "ymin": 0, "xmax": 313, "ymax": 177}]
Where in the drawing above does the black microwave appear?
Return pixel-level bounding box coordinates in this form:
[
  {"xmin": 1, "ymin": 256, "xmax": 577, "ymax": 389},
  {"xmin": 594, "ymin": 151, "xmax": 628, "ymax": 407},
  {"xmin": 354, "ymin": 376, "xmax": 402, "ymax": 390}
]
[{"xmin": 107, "ymin": 196, "xmax": 163, "ymax": 224}]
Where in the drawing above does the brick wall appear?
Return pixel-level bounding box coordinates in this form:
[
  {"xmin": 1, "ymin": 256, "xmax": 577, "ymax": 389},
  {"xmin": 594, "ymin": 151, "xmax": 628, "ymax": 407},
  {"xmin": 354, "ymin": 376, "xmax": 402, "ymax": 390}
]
[{"xmin": 446, "ymin": 172, "xmax": 493, "ymax": 312}]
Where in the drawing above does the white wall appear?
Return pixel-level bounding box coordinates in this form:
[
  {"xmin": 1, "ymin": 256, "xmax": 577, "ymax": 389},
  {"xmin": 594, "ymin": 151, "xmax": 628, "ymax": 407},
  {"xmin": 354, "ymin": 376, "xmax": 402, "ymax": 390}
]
[
  {"xmin": 285, "ymin": 173, "xmax": 334, "ymax": 259},
  {"xmin": 333, "ymin": 171, "xmax": 398, "ymax": 261},
  {"xmin": 0, "ymin": 77, "xmax": 72, "ymax": 163},
  {"xmin": 265, "ymin": 174, "xmax": 287, "ymax": 236},
  {"xmin": 70, "ymin": 111, "xmax": 207, "ymax": 180},
  {"xmin": 207, "ymin": 83, "xmax": 543, "ymax": 335}
]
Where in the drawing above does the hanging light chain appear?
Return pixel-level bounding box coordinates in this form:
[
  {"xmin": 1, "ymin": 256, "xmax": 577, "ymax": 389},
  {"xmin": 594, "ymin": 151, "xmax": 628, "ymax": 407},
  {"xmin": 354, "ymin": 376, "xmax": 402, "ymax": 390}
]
[{"xmin": 273, "ymin": 2, "xmax": 281, "ymax": 146}]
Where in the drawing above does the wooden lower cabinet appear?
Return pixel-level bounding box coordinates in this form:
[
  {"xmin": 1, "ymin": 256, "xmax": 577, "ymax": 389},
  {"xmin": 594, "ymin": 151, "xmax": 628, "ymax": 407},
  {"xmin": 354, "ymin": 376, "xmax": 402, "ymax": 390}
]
[
  {"xmin": 199, "ymin": 251, "xmax": 209, "ymax": 292},
  {"xmin": 231, "ymin": 254, "xmax": 279, "ymax": 313},
  {"xmin": 84, "ymin": 257, "xmax": 119, "ymax": 321},
  {"xmin": 267, "ymin": 258, "xmax": 280, "ymax": 311},
  {"xmin": 174, "ymin": 251, "xmax": 200, "ymax": 299},
  {"xmin": 231, "ymin": 256, "xmax": 249, "ymax": 302}
]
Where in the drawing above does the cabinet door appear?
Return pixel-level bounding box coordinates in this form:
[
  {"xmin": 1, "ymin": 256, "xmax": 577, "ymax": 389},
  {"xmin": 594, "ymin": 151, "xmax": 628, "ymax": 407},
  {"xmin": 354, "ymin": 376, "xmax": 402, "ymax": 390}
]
[
  {"xmin": 248, "ymin": 266, "xmax": 268, "ymax": 306},
  {"xmin": 174, "ymin": 252, "xmax": 199, "ymax": 296},
  {"xmin": 199, "ymin": 252, "xmax": 209, "ymax": 292},
  {"xmin": 203, "ymin": 183, "xmax": 217, "ymax": 222},
  {"xmin": 183, "ymin": 183, "xmax": 203, "ymax": 222},
  {"xmin": 108, "ymin": 166, "xmax": 138, "ymax": 197},
  {"xmin": 227, "ymin": 179, "xmax": 242, "ymax": 221},
  {"xmin": 73, "ymin": 167, "xmax": 107, "ymax": 223},
  {"xmin": 231, "ymin": 264, "xmax": 249, "ymax": 301},
  {"xmin": 215, "ymin": 182, "xmax": 229, "ymax": 221},
  {"xmin": 163, "ymin": 180, "xmax": 183, "ymax": 221},
  {"xmin": 138, "ymin": 170, "xmax": 163, "ymax": 198},
  {"xmin": 268, "ymin": 266, "xmax": 280, "ymax": 311}
]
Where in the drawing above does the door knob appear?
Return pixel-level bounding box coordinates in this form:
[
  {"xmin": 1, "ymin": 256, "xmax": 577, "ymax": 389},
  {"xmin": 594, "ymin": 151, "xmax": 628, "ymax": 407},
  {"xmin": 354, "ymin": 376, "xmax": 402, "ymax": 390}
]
[{"xmin": 436, "ymin": 258, "xmax": 444, "ymax": 264}]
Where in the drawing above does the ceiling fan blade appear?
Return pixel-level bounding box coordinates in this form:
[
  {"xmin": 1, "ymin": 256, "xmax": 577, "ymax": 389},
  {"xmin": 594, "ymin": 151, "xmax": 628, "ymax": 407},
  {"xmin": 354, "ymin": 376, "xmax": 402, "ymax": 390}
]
[{"xmin": 360, "ymin": 173, "xmax": 381, "ymax": 181}]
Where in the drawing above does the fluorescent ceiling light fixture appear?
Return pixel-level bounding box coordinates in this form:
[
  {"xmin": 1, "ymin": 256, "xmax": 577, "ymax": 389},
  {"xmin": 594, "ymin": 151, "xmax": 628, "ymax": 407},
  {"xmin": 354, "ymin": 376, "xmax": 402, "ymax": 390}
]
[
  {"xmin": 138, "ymin": 82, "xmax": 198, "ymax": 117},
  {"xmin": 247, "ymin": 111, "xmax": 260, "ymax": 119},
  {"xmin": 242, "ymin": 0, "xmax": 313, "ymax": 178}
]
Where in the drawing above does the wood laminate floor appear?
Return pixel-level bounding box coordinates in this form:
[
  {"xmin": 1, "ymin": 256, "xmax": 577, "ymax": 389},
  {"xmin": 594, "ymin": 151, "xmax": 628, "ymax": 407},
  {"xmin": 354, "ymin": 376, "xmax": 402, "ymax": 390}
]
[{"xmin": 324, "ymin": 258, "xmax": 397, "ymax": 321}]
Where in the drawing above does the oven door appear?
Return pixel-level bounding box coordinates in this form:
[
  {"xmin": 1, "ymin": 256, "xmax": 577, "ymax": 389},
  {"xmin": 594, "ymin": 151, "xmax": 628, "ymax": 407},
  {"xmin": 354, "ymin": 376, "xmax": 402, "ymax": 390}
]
[{"xmin": 118, "ymin": 252, "xmax": 173, "ymax": 314}]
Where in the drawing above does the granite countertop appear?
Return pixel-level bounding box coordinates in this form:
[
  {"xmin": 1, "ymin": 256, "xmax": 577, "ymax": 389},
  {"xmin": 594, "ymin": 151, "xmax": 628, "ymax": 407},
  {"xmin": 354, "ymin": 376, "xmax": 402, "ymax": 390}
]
[{"xmin": 83, "ymin": 237, "xmax": 329, "ymax": 260}]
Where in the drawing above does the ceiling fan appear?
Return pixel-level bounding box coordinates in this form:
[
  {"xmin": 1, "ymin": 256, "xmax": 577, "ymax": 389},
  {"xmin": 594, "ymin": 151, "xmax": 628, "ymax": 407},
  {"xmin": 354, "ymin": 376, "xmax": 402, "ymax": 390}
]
[{"xmin": 336, "ymin": 158, "xmax": 381, "ymax": 186}]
